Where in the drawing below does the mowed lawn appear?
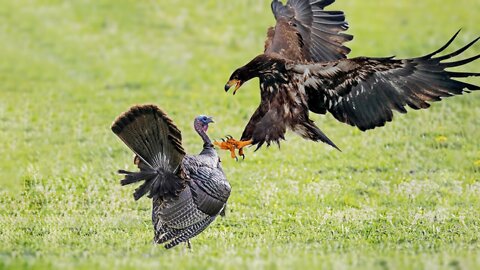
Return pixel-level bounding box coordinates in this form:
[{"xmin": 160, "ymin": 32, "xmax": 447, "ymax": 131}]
[{"xmin": 1, "ymin": 0, "xmax": 479, "ymax": 269}]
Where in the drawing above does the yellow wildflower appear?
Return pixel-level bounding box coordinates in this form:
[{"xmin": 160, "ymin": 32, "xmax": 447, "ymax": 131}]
[{"xmin": 435, "ymin": 136, "xmax": 448, "ymax": 143}]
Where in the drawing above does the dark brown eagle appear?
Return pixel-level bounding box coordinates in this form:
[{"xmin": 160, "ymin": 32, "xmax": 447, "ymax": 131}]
[{"xmin": 215, "ymin": 0, "xmax": 479, "ymax": 159}]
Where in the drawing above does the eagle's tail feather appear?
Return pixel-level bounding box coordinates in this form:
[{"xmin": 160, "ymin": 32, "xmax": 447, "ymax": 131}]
[{"xmin": 294, "ymin": 121, "xmax": 341, "ymax": 151}]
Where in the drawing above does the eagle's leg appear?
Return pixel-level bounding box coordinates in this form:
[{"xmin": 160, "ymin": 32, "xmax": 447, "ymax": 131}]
[
  {"xmin": 236, "ymin": 140, "xmax": 252, "ymax": 160},
  {"xmin": 214, "ymin": 137, "xmax": 252, "ymax": 160},
  {"xmin": 214, "ymin": 139, "xmax": 238, "ymax": 160},
  {"xmin": 238, "ymin": 147, "xmax": 245, "ymax": 160},
  {"xmin": 230, "ymin": 149, "xmax": 238, "ymax": 161}
]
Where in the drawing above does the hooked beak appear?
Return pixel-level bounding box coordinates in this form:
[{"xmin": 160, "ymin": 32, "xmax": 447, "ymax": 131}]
[
  {"xmin": 225, "ymin": 79, "xmax": 242, "ymax": 95},
  {"xmin": 206, "ymin": 117, "xmax": 214, "ymax": 124}
]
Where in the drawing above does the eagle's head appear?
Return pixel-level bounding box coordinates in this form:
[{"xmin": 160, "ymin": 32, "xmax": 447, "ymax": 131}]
[{"xmin": 225, "ymin": 54, "xmax": 286, "ymax": 95}]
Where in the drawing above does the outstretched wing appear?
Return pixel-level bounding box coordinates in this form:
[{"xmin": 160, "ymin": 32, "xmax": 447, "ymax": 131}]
[
  {"xmin": 111, "ymin": 105, "xmax": 186, "ymax": 200},
  {"xmin": 266, "ymin": 0, "xmax": 352, "ymax": 62},
  {"xmin": 289, "ymin": 31, "xmax": 479, "ymax": 131}
]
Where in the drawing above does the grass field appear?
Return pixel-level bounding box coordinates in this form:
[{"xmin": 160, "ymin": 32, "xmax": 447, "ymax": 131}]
[{"xmin": 1, "ymin": 0, "xmax": 479, "ymax": 269}]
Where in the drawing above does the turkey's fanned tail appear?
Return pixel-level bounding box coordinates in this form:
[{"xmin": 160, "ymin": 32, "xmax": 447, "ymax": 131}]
[{"xmin": 111, "ymin": 105, "xmax": 186, "ymax": 200}]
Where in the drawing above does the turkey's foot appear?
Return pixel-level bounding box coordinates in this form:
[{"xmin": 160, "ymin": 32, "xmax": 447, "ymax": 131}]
[{"xmin": 214, "ymin": 136, "xmax": 252, "ymax": 160}]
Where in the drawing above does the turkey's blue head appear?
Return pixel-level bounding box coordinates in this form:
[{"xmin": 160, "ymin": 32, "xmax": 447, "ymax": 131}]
[{"xmin": 194, "ymin": 115, "xmax": 214, "ymax": 133}]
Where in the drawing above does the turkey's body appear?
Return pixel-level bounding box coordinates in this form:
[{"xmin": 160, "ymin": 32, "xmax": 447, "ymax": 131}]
[
  {"xmin": 112, "ymin": 105, "xmax": 230, "ymax": 249},
  {"xmin": 152, "ymin": 148, "xmax": 230, "ymax": 249}
]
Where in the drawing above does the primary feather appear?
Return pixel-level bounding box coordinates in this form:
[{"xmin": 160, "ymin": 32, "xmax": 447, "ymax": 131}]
[
  {"xmin": 290, "ymin": 31, "xmax": 480, "ymax": 131},
  {"xmin": 268, "ymin": 0, "xmax": 352, "ymax": 62}
]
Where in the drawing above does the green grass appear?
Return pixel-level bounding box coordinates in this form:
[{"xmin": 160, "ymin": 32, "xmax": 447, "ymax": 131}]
[{"xmin": 1, "ymin": 0, "xmax": 479, "ymax": 269}]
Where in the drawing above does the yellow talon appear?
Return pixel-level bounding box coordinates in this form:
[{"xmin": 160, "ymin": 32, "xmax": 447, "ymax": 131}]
[{"xmin": 214, "ymin": 137, "xmax": 253, "ymax": 160}]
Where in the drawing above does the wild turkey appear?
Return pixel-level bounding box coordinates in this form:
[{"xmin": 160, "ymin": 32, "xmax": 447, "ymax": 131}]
[{"xmin": 111, "ymin": 104, "xmax": 231, "ymax": 249}]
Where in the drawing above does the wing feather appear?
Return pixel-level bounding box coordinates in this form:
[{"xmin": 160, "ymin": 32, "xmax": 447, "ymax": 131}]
[
  {"xmin": 267, "ymin": 0, "xmax": 352, "ymax": 62},
  {"xmin": 290, "ymin": 32, "xmax": 479, "ymax": 131}
]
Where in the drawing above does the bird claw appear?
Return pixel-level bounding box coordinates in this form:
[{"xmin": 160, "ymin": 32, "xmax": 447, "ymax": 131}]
[{"xmin": 213, "ymin": 136, "xmax": 253, "ymax": 160}]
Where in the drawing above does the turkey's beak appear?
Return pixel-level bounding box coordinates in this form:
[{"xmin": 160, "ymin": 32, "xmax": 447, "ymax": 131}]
[
  {"xmin": 204, "ymin": 117, "xmax": 214, "ymax": 132},
  {"xmin": 225, "ymin": 79, "xmax": 242, "ymax": 95}
]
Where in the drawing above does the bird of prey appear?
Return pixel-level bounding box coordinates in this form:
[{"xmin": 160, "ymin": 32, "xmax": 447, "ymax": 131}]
[
  {"xmin": 112, "ymin": 105, "xmax": 230, "ymax": 249},
  {"xmin": 215, "ymin": 0, "xmax": 479, "ymax": 159}
]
